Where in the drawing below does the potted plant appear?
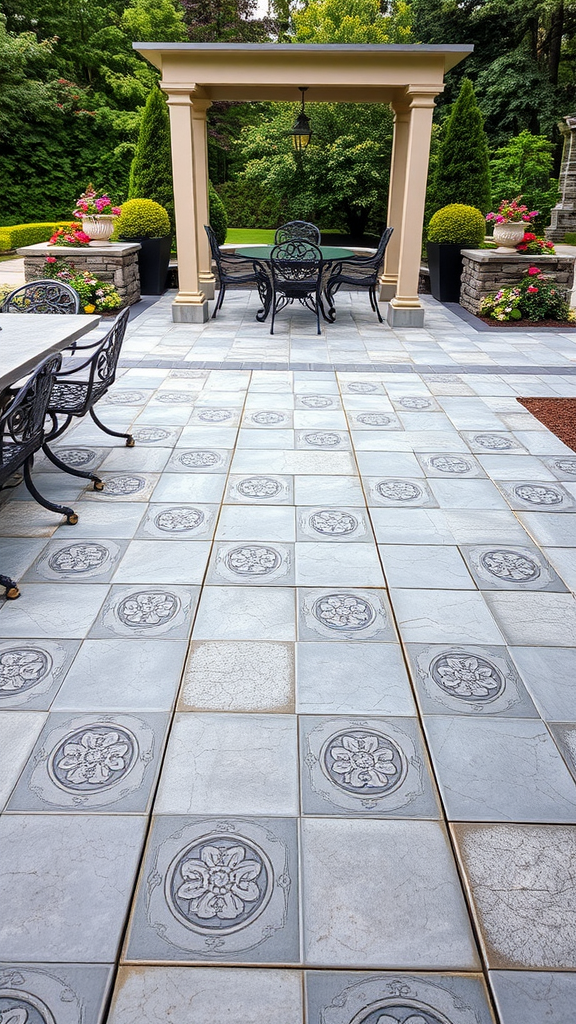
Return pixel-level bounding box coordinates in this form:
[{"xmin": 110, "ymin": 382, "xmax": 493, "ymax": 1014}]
[
  {"xmin": 486, "ymin": 196, "xmax": 538, "ymax": 250},
  {"xmin": 73, "ymin": 184, "xmax": 122, "ymax": 246},
  {"xmin": 427, "ymin": 204, "xmax": 486, "ymax": 302},
  {"xmin": 115, "ymin": 198, "xmax": 171, "ymax": 294}
]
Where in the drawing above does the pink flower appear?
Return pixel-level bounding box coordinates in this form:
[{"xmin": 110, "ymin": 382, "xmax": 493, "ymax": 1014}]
[
  {"xmin": 111, "ymin": 206, "xmax": 121, "ymax": 216},
  {"xmin": 527, "ymin": 267, "xmax": 541, "ymax": 276},
  {"xmin": 495, "ymin": 215, "xmax": 505, "ymax": 223},
  {"xmin": 529, "ymin": 211, "xmax": 538, "ymax": 218},
  {"xmin": 75, "ymin": 231, "xmax": 91, "ymax": 243},
  {"xmin": 486, "ymin": 213, "xmax": 495, "ymax": 221},
  {"xmin": 46, "ymin": 256, "xmax": 57, "ymax": 263},
  {"xmin": 527, "ymin": 285, "xmax": 539, "ymax": 293}
]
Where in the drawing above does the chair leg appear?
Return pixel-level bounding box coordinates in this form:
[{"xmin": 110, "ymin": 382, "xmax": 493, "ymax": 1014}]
[
  {"xmin": 42, "ymin": 442, "xmax": 104, "ymax": 491},
  {"xmin": 23, "ymin": 456, "xmax": 78, "ymax": 525},
  {"xmin": 212, "ymin": 283, "xmax": 226, "ymax": 318},
  {"xmin": 371, "ymin": 285, "xmax": 384, "ymax": 323},
  {"xmin": 0, "ymin": 574, "xmax": 20, "ymax": 600},
  {"xmin": 45, "ymin": 412, "xmax": 72, "ymax": 442},
  {"xmin": 89, "ymin": 407, "xmax": 135, "ymax": 447}
]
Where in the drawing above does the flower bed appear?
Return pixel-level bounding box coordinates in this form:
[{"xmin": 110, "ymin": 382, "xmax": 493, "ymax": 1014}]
[{"xmin": 480, "ymin": 266, "xmax": 574, "ymax": 323}]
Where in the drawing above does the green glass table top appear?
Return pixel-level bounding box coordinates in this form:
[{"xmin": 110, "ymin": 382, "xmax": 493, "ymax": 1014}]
[{"xmin": 236, "ymin": 245, "xmax": 355, "ymax": 261}]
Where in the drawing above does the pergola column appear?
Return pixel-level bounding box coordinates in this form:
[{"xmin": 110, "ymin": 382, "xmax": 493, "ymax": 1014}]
[
  {"xmin": 379, "ymin": 103, "xmax": 410, "ymax": 301},
  {"xmin": 165, "ymin": 88, "xmax": 209, "ymax": 323},
  {"xmin": 191, "ymin": 98, "xmax": 216, "ymax": 300},
  {"xmin": 386, "ymin": 87, "xmax": 441, "ymax": 328}
]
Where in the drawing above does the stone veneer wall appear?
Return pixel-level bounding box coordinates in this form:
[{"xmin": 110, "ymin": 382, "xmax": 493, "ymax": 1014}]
[
  {"xmin": 17, "ymin": 242, "xmax": 141, "ymax": 308},
  {"xmin": 460, "ymin": 250, "xmax": 576, "ymax": 314}
]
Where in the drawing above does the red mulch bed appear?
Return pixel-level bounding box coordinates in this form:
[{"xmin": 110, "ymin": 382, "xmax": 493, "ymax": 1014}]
[
  {"xmin": 518, "ymin": 397, "xmax": 576, "ymax": 452},
  {"xmin": 478, "ymin": 316, "xmax": 575, "ymax": 328}
]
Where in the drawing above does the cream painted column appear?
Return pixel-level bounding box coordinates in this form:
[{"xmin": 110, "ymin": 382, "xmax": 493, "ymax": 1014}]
[
  {"xmin": 191, "ymin": 98, "xmax": 215, "ymax": 300},
  {"xmin": 379, "ymin": 102, "xmax": 410, "ymax": 301},
  {"xmin": 165, "ymin": 88, "xmax": 208, "ymax": 323},
  {"xmin": 386, "ymin": 87, "xmax": 441, "ymax": 328}
]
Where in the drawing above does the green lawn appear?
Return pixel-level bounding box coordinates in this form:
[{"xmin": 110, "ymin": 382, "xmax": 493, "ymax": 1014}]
[{"xmin": 225, "ymin": 228, "xmax": 276, "ymax": 244}]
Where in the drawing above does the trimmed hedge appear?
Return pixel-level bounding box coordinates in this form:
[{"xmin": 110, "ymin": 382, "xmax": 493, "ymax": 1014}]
[
  {"xmin": 0, "ymin": 221, "xmax": 74, "ymax": 252},
  {"xmin": 427, "ymin": 204, "xmax": 486, "ymax": 246},
  {"xmin": 115, "ymin": 199, "xmax": 171, "ymax": 239}
]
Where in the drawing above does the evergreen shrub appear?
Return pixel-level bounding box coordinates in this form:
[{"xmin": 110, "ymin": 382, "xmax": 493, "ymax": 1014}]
[
  {"xmin": 432, "ymin": 79, "xmax": 491, "ymax": 214},
  {"xmin": 115, "ymin": 199, "xmax": 171, "ymax": 239},
  {"xmin": 129, "ymin": 88, "xmax": 175, "ymax": 234},
  {"xmin": 209, "ymin": 182, "xmax": 228, "ymax": 245},
  {"xmin": 427, "ymin": 205, "xmax": 486, "ymax": 246},
  {"xmin": 216, "ymin": 179, "xmax": 284, "ymax": 230}
]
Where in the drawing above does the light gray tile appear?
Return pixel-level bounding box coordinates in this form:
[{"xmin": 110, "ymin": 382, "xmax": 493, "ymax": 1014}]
[
  {"xmin": 425, "ymin": 716, "xmax": 576, "ymax": 822},
  {"xmin": 485, "ymin": 591, "xmax": 576, "ymax": 646},
  {"xmin": 84, "ymin": 473, "xmax": 159, "ymax": 502},
  {"xmin": 370, "ymin": 508, "xmax": 455, "ymax": 545},
  {"xmin": 429, "ymin": 478, "xmax": 509, "ymax": 510},
  {"xmin": 509, "ymin": 646, "xmax": 576, "ymax": 720},
  {"xmin": 151, "ymin": 473, "xmax": 227, "ymax": 503},
  {"xmin": 165, "ymin": 448, "xmax": 231, "ymax": 473},
  {"xmin": 294, "ymin": 413, "xmax": 348, "ymax": 431},
  {"xmin": 207, "ymin": 542, "xmax": 295, "ymax": 585},
  {"xmin": 176, "ymin": 425, "xmax": 238, "ymax": 448},
  {"xmin": 0, "ymin": 501, "xmax": 63, "ymax": 537},
  {"xmin": 0, "ymin": 814, "xmax": 146, "ymax": 961},
  {"xmin": 391, "ymin": 589, "xmax": 503, "ymax": 644},
  {"xmin": 0, "ymin": 963, "xmax": 114, "ymax": 1024},
  {"xmin": 179, "ymin": 640, "xmax": 294, "ymax": 712},
  {"xmin": 489, "ymin": 970, "xmax": 576, "ymax": 1024},
  {"xmin": 0, "ymin": 710, "xmax": 47, "ymax": 809},
  {"xmin": 53, "ymin": 638, "xmax": 186, "ymax": 711},
  {"xmin": 517, "ymin": 511, "xmax": 576, "ymax": 546},
  {"xmin": 124, "ymin": 815, "xmax": 299, "ymax": 963},
  {"xmin": 296, "ymin": 642, "xmax": 416, "ymax": 715},
  {"xmin": 300, "ymin": 715, "xmax": 440, "ymax": 818},
  {"xmin": 0, "ymin": 584, "xmax": 107, "ymax": 639},
  {"xmin": 365, "ymin": 477, "xmax": 438, "ymax": 508},
  {"xmin": 513, "ymin": 430, "xmax": 573, "ymax": 456},
  {"xmin": 298, "ymin": 588, "xmax": 396, "ymax": 642},
  {"xmin": 543, "ymin": 546, "xmax": 576, "ymax": 591},
  {"xmin": 99, "ymin": 447, "xmax": 170, "ymax": 473},
  {"xmin": 89, "ymin": 585, "xmax": 198, "ymax": 640},
  {"xmin": 232, "ymin": 450, "xmax": 356, "ymax": 476},
  {"xmin": 114, "ymin": 540, "xmax": 211, "ymax": 584},
  {"xmin": 108, "ymin": 967, "xmax": 303, "ymax": 1024},
  {"xmin": 479, "ymin": 454, "xmax": 556, "ymax": 480},
  {"xmin": 8, "ymin": 711, "xmax": 168, "ymax": 813},
  {"xmin": 460, "ymin": 543, "xmax": 567, "ymax": 592},
  {"xmin": 0, "ymin": 537, "xmax": 48, "ymax": 578},
  {"xmin": 497, "ymin": 480, "xmax": 576, "ymax": 512},
  {"xmin": 295, "ymin": 543, "xmax": 384, "ymax": 587},
  {"xmin": 544, "ymin": 454, "xmax": 576, "ymax": 480},
  {"xmin": 453, "ymin": 822, "xmax": 576, "ymax": 968},
  {"xmin": 294, "ymin": 476, "xmax": 365, "ymax": 506},
  {"xmin": 380, "ymin": 544, "xmax": 474, "ymax": 589},
  {"xmin": 0, "ymin": 638, "xmax": 79, "ymax": 709},
  {"xmin": 135, "ymin": 502, "xmax": 218, "ymax": 540},
  {"xmin": 416, "ymin": 451, "xmax": 486, "ymax": 478},
  {"xmin": 302, "ymin": 818, "xmax": 479, "ymax": 968},
  {"xmin": 548, "ymin": 723, "xmax": 576, "ymax": 783},
  {"xmin": 24, "ymin": 539, "xmax": 127, "ymax": 584},
  {"xmin": 355, "ymin": 452, "xmax": 421, "ymax": 476},
  {"xmin": 226, "ymin": 475, "xmax": 294, "ymax": 505},
  {"xmin": 348, "ymin": 411, "xmax": 402, "ymax": 430},
  {"xmin": 56, "ymin": 501, "xmax": 146, "ymax": 538},
  {"xmin": 131, "ymin": 425, "xmax": 182, "ymax": 446},
  {"xmin": 406, "ymin": 643, "xmax": 539, "ymax": 718},
  {"xmin": 461, "ymin": 432, "xmax": 526, "ymax": 454},
  {"xmin": 155, "ymin": 712, "xmax": 298, "ymax": 815},
  {"xmin": 236, "ymin": 427, "xmax": 295, "ymax": 449},
  {"xmin": 295, "ymin": 430, "xmax": 351, "ymax": 451},
  {"xmin": 216, "ymin": 504, "xmax": 295, "ymax": 542},
  {"xmin": 296, "ymin": 506, "xmax": 373, "ymax": 543},
  {"xmin": 445, "ymin": 510, "xmax": 531, "ymax": 545},
  {"xmin": 194, "ymin": 586, "xmax": 295, "ymax": 640}
]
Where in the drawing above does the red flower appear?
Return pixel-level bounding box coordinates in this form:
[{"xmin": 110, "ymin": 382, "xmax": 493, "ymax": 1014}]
[
  {"xmin": 527, "ymin": 285, "xmax": 539, "ymax": 293},
  {"xmin": 527, "ymin": 267, "xmax": 541, "ymax": 276},
  {"xmin": 45, "ymin": 256, "xmax": 57, "ymax": 263}
]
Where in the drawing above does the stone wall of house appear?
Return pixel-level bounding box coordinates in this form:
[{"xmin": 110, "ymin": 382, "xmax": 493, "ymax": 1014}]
[
  {"xmin": 460, "ymin": 250, "xmax": 576, "ymax": 314},
  {"xmin": 17, "ymin": 242, "xmax": 141, "ymax": 308}
]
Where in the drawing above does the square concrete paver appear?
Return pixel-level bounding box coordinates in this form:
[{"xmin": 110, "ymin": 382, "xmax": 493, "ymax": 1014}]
[
  {"xmin": 489, "ymin": 970, "xmax": 576, "ymax": 1024},
  {"xmin": 179, "ymin": 640, "xmax": 295, "ymax": 712}
]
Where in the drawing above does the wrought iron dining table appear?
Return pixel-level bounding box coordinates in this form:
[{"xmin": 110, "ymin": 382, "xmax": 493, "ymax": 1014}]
[{"xmin": 235, "ymin": 245, "xmax": 355, "ymax": 324}]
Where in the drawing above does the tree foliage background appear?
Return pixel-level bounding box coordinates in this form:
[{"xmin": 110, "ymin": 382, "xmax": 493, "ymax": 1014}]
[{"xmin": 0, "ymin": 0, "xmax": 575, "ymax": 232}]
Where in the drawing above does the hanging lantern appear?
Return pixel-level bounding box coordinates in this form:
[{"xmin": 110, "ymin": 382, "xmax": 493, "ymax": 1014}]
[{"xmin": 290, "ymin": 87, "xmax": 312, "ymax": 153}]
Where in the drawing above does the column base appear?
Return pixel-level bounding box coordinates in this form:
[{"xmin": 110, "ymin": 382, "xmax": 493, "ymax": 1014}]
[
  {"xmin": 172, "ymin": 298, "xmax": 209, "ymax": 323},
  {"xmin": 379, "ymin": 274, "xmax": 398, "ymax": 301},
  {"xmin": 386, "ymin": 299, "xmax": 425, "ymax": 328},
  {"xmin": 199, "ymin": 273, "xmax": 216, "ymax": 300}
]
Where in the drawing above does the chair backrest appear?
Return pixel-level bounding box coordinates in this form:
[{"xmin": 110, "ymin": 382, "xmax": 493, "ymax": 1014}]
[
  {"xmin": 204, "ymin": 224, "xmax": 223, "ymax": 272},
  {"xmin": 375, "ymin": 226, "xmax": 394, "ymax": 262},
  {"xmin": 1, "ymin": 280, "xmax": 81, "ymax": 314},
  {"xmin": 274, "ymin": 221, "xmax": 321, "ymax": 245},
  {"xmin": 86, "ymin": 306, "xmax": 130, "ymax": 393},
  {"xmin": 270, "ymin": 240, "xmax": 324, "ymax": 284},
  {"xmin": 0, "ymin": 353, "xmax": 62, "ymax": 472}
]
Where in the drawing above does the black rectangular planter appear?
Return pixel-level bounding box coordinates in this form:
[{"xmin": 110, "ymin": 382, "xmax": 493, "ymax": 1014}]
[
  {"xmin": 120, "ymin": 235, "xmax": 172, "ymax": 295},
  {"xmin": 426, "ymin": 242, "xmax": 467, "ymax": 303}
]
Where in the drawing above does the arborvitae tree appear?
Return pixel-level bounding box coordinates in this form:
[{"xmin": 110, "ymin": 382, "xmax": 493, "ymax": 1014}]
[
  {"xmin": 129, "ymin": 86, "xmax": 175, "ymax": 233},
  {"xmin": 432, "ymin": 78, "xmax": 492, "ymax": 215}
]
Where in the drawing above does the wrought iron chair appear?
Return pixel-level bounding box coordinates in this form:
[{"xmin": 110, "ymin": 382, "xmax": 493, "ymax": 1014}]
[
  {"xmin": 42, "ymin": 306, "xmax": 132, "ymax": 490},
  {"xmin": 205, "ymin": 225, "xmax": 270, "ymax": 321},
  {"xmin": 324, "ymin": 227, "xmax": 394, "ymax": 323},
  {"xmin": 1, "ymin": 279, "xmax": 81, "ymax": 314},
  {"xmin": 0, "ymin": 353, "xmax": 78, "ymax": 598},
  {"xmin": 274, "ymin": 221, "xmax": 321, "ymax": 245},
  {"xmin": 269, "ymin": 239, "xmax": 325, "ymax": 335}
]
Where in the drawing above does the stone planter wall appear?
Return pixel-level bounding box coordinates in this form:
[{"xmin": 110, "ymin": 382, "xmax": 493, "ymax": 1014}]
[
  {"xmin": 17, "ymin": 242, "xmax": 142, "ymax": 308},
  {"xmin": 460, "ymin": 250, "xmax": 576, "ymax": 314}
]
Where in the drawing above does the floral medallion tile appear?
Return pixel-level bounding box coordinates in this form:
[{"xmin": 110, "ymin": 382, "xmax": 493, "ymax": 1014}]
[
  {"xmin": 84, "ymin": 474, "xmax": 159, "ymax": 503},
  {"xmin": 149, "ymin": 391, "xmax": 195, "ymax": 406},
  {"xmin": 342, "ymin": 381, "xmax": 385, "ymax": 395},
  {"xmin": 130, "ymin": 426, "xmax": 182, "ymax": 446},
  {"xmin": 242, "ymin": 410, "xmax": 293, "ymax": 429},
  {"xmin": 8, "ymin": 711, "xmax": 169, "ymax": 812},
  {"xmin": 305, "ymin": 971, "xmax": 495, "ymax": 1024},
  {"xmin": 297, "ymin": 506, "xmax": 372, "ymax": 543},
  {"xmin": 44, "ymin": 447, "xmax": 107, "ymax": 473},
  {"xmin": 365, "ymin": 478, "xmax": 438, "ymax": 508},
  {"xmin": 206, "ymin": 542, "xmax": 295, "ymax": 586},
  {"xmin": 391, "ymin": 395, "xmax": 439, "ymax": 412},
  {"xmin": 452, "ymin": 822, "xmax": 576, "ymax": 968},
  {"xmin": 0, "ymin": 639, "xmax": 79, "ymax": 710},
  {"xmin": 166, "ymin": 449, "xmax": 231, "ymax": 474},
  {"xmin": 300, "ymin": 716, "xmax": 440, "ymax": 818},
  {"xmin": 496, "ymin": 480, "xmax": 576, "ymax": 513},
  {"xmin": 23, "ymin": 539, "xmax": 127, "ymax": 584},
  {"xmin": 461, "ymin": 432, "xmax": 526, "ymax": 455},
  {"xmin": 460, "ymin": 544, "xmax": 567, "ymax": 592},
  {"xmin": 189, "ymin": 408, "xmax": 240, "ymax": 427},
  {"xmin": 0, "ymin": 963, "xmax": 114, "ymax": 1024},
  {"xmin": 124, "ymin": 816, "xmax": 299, "ymax": 963},
  {"xmin": 104, "ymin": 389, "xmax": 151, "ymax": 406},
  {"xmin": 89, "ymin": 585, "xmax": 199, "ymax": 640},
  {"xmin": 295, "ymin": 394, "xmax": 338, "ymax": 410},
  {"xmin": 405, "ymin": 643, "xmax": 538, "ymax": 717},
  {"xmin": 543, "ymin": 454, "xmax": 576, "ymax": 480},
  {"xmin": 295, "ymin": 431, "xmax": 352, "ymax": 451},
  {"xmin": 136, "ymin": 503, "xmax": 218, "ymax": 541},
  {"xmin": 298, "ymin": 588, "xmax": 397, "ymax": 642},
  {"xmin": 348, "ymin": 411, "xmax": 403, "ymax": 430},
  {"xmin": 226, "ymin": 475, "xmax": 294, "ymax": 505},
  {"xmin": 416, "ymin": 452, "xmax": 485, "ymax": 479}
]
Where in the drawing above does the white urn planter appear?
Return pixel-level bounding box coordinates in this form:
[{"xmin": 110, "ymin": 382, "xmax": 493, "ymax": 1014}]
[
  {"xmin": 492, "ymin": 220, "xmax": 528, "ymax": 251},
  {"xmin": 82, "ymin": 214, "xmax": 117, "ymax": 246}
]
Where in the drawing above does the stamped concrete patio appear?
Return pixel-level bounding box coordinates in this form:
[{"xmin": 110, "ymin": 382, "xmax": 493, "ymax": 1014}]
[{"xmin": 1, "ymin": 290, "xmax": 576, "ymax": 1024}]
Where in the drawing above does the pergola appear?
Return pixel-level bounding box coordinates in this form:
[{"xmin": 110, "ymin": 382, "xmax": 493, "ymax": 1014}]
[{"xmin": 134, "ymin": 42, "xmax": 472, "ymax": 327}]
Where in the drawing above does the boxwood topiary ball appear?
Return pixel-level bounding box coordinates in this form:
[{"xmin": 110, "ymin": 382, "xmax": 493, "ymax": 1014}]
[
  {"xmin": 116, "ymin": 199, "xmax": 171, "ymax": 239},
  {"xmin": 428, "ymin": 204, "xmax": 486, "ymax": 246}
]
